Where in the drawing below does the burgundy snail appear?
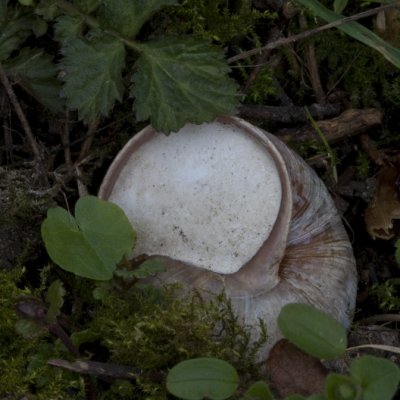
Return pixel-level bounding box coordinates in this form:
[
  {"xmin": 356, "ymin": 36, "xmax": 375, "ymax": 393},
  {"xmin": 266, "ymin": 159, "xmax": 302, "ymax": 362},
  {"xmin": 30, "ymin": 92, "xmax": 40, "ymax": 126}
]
[{"xmin": 99, "ymin": 115, "xmax": 357, "ymax": 359}]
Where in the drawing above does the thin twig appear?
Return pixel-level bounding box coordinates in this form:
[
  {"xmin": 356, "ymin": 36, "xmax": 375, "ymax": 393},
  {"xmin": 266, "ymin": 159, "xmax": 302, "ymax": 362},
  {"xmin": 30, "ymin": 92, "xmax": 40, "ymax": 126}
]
[
  {"xmin": 228, "ymin": 2, "xmax": 400, "ymax": 63},
  {"xmin": 78, "ymin": 117, "xmax": 100, "ymax": 162},
  {"xmin": 48, "ymin": 359, "xmax": 140, "ymax": 380},
  {"xmin": 358, "ymin": 314, "xmax": 400, "ymax": 325},
  {"xmin": 299, "ymin": 14, "xmax": 326, "ymax": 103},
  {"xmin": 0, "ymin": 62, "xmax": 43, "ymax": 165},
  {"xmin": 61, "ymin": 110, "xmax": 73, "ymax": 174}
]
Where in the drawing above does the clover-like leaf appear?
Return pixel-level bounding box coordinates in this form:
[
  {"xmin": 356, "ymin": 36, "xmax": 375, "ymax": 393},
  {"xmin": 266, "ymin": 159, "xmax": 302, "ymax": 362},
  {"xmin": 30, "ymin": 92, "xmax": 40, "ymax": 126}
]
[
  {"xmin": 277, "ymin": 303, "xmax": 347, "ymax": 360},
  {"xmin": 166, "ymin": 358, "xmax": 239, "ymax": 400},
  {"xmin": 61, "ymin": 34, "xmax": 126, "ymax": 122},
  {"xmin": 100, "ymin": 0, "xmax": 177, "ymax": 38},
  {"xmin": 41, "ymin": 196, "xmax": 136, "ymax": 280},
  {"xmin": 131, "ymin": 36, "xmax": 238, "ymax": 133}
]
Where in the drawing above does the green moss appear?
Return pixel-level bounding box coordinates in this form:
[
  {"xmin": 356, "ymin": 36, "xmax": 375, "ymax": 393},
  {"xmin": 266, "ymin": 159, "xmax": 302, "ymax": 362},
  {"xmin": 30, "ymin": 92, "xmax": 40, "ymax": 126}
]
[
  {"xmin": 89, "ymin": 285, "xmax": 266, "ymax": 398},
  {"xmin": 0, "ymin": 266, "xmax": 266, "ymax": 398},
  {"xmin": 152, "ymin": 0, "xmax": 274, "ymax": 45},
  {"xmin": 313, "ymin": 30, "xmax": 400, "ymax": 109},
  {"xmin": 0, "ymin": 269, "xmax": 85, "ymax": 399},
  {"xmin": 370, "ymin": 278, "xmax": 400, "ymax": 312}
]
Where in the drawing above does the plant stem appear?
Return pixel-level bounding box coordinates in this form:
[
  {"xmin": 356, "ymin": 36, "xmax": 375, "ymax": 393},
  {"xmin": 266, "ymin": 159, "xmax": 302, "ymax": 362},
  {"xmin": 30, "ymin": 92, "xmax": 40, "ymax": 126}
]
[
  {"xmin": 228, "ymin": 1, "xmax": 400, "ymax": 63},
  {"xmin": 0, "ymin": 62, "xmax": 46, "ymax": 178},
  {"xmin": 304, "ymin": 106, "xmax": 338, "ymax": 183}
]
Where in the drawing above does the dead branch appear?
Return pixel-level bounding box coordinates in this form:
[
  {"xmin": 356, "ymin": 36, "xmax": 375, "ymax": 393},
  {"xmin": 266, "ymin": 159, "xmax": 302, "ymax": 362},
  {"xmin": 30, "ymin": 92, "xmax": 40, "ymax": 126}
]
[
  {"xmin": 275, "ymin": 108, "xmax": 383, "ymax": 144},
  {"xmin": 228, "ymin": 2, "xmax": 400, "ymax": 64},
  {"xmin": 48, "ymin": 359, "xmax": 140, "ymax": 380},
  {"xmin": 238, "ymin": 103, "xmax": 340, "ymax": 123}
]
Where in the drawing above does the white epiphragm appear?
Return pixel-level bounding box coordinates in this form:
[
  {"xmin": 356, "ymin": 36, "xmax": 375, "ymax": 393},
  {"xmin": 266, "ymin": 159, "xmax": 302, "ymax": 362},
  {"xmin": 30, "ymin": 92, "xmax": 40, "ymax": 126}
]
[{"xmin": 109, "ymin": 122, "xmax": 282, "ymax": 274}]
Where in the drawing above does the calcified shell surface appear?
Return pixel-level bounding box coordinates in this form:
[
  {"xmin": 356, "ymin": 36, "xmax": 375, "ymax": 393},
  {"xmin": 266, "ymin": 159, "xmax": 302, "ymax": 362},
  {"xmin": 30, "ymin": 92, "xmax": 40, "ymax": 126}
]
[{"xmin": 108, "ymin": 122, "xmax": 282, "ymax": 274}]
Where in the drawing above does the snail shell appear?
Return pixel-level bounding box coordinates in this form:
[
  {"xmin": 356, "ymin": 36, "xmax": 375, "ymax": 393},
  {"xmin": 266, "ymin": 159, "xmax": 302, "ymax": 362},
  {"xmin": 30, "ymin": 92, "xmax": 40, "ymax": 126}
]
[{"xmin": 99, "ymin": 116, "xmax": 357, "ymax": 358}]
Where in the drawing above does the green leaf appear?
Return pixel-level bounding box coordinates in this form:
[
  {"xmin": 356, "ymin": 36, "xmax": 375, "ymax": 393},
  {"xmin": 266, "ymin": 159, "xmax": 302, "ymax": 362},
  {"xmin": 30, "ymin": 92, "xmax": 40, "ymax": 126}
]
[
  {"xmin": 333, "ymin": 0, "xmax": 348, "ymax": 14},
  {"xmin": 131, "ymin": 36, "xmax": 238, "ymax": 133},
  {"xmin": 114, "ymin": 260, "xmax": 164, "ymax": 279},
  {"xmin": 325, "ymin": 373, "xmax": 360, "ymax": 400},
  {"xmin": 3, "ymin": 48, "xmax": 63, "ymax": 112},
  {"xmin": 100, "ymin": 0, "xmax": 177, "ymax": 38},
  {"xmin": 35, "ymin": 0, "xmax": 60, "ymax": 20},
  {"xmin": 295, "ymin": 0, "xmax": 400, "ymax": 69},
  {"xmin": 277, "ymin": 303, "xmax": 347, "ymax": 360},
  {"xmin": 350, "ymin": 355, "xmax": 400, "ymax": 400},
  {"xmin": 71, "ymin": 328, "xmax": 100, "ymax": 348},
  {"xmin": 92, "ymin": 281, "xmax": 112, "ymax": 300},
  {"xmin": 0, "ymin": 2, "xmax": 38, "ymax": 61},
  {"xmin": 243, "ymin": 381, "xmax": 273, "ymax": 400},
  {"xmin": 75, "ymin": 0, "xmax": 100, "ymax": 14},
  {"xmin": 15, "ymin": 319, "xmax": 45, "ymax": 338},
  {"xmin": 134, "ymin": 259, "xmax": 165, "ymax": 278},
  {"xmin": 45, "ymin": 280, "xmax": 65, "ymax": 322},
  {"xmin": 41, "ymin": 196, "xmax": 136, "ymax": 280},
  {"xmin": 166, "ymin": 357, "xmax": 239, "ymax": 400},
  {"xmin": 55, "ymin": 15, "xmax": 84, "ymax": 42},
  {"xmin": 61, "ymin": 34, "xmax": 126, "ymax": 122}
]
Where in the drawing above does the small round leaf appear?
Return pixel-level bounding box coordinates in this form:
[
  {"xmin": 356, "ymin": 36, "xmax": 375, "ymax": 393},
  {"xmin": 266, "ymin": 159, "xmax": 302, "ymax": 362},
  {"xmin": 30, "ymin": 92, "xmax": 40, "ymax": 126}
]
[
  {"xmin": 243, "ymin": 381, "xmax": 273, "ymax": 400},
  {"xmin": 277, "ymin": 303, "xmax": 347, "ymax": 360},
  {"xmin": 166, "ymin": 357, "xmax": 239, "ymax": 400},
  {"xmin": 350, "ymin": 355, "xmax": 400, "ymax": 400}
]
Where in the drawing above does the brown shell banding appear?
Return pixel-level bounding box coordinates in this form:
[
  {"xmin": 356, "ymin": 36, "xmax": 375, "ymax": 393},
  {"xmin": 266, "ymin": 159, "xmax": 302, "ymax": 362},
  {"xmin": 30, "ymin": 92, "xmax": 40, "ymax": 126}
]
[{"xmin": 99, "ymin": 116, "xmax": 357, "ymax": 358}]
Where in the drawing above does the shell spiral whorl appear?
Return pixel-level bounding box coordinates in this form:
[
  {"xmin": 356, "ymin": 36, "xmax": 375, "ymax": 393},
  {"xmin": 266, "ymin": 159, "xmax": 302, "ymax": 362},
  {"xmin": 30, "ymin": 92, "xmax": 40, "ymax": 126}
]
[{"xmin": 99, "ymin": 116, "xmax": 357, "ymax": 359}]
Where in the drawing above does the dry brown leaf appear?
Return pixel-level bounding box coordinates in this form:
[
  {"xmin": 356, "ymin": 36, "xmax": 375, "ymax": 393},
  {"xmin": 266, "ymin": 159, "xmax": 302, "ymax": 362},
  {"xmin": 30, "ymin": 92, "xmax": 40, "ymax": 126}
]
[
  {"xmin": 365, "ymin": 165, "xmax": 400, "ymax": 239},
  {"xmin": 266, "ymin": 339, "xmax": 328, "ymax": 398}
]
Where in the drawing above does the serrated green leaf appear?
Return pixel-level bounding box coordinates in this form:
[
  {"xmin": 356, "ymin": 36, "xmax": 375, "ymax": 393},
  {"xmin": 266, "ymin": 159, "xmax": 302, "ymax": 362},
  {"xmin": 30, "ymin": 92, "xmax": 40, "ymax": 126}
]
[
  {"xmin": 100, "ymin": 0, "xmax": 177, "ymax": 38},
  {"xmin": 41, "ymin": 196, "xmax": 136, "ymax": 280},
  {"xmin": 277, "ymin": 303, "xmax": 347, "ymax": 360},
  {"xmin": 350, "ymin": 355, "xmax": 400, "ymax": 400},
  {"xmin": 75, "ymin": 0, "xmax": 100, "ymax": 14},
  {"xmin": 45, "ymin": 280, "xmax": 65, "ymax": 322},
  {"xmin": 0, "ymin": 2, "xmax": 37, "ymax": 60},
  {"xmin": 61, "ymin": 34, "xmax": 126, "ymax": 122},
  {"xmin": 296, "ymin": 0, "xmax": 400, "ymax": 69},
  {"xmin": 243, "ymin": 381, "xmax": 273, "ymax": 400},
  {"xmin": 4, "ymin": 48, "xmax": 63, "ymax": 112},
  {"xmin": 131, "ymin": 36, "xmax": 238, "ymax": 133},
  {"xmin": 55, "ymin": 15, "xmax": 84, "ymax": 42},
  {"xmin": 35, "ymin": 0, "xmax": 60, "ymax": 20},
  {"xmin": 166, "ymin": 358, "xmax": 239, "ymax": 400}
]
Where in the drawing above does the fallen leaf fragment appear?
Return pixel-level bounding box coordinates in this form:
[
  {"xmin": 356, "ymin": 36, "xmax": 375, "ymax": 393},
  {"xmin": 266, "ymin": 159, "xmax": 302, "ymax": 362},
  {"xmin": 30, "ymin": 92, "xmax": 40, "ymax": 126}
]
[
  {"xmin": 365, "ymin": 165, "xmax": 400, "ymax": 239},
  {"xmin": 266, "ymin": 339, "xmax": 328, "ymax": 398}
]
